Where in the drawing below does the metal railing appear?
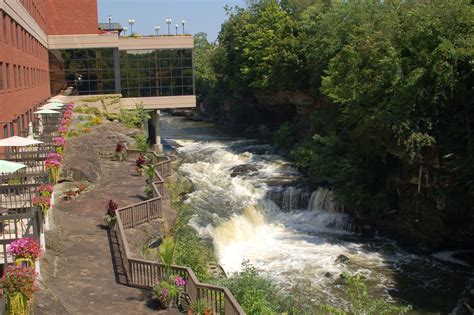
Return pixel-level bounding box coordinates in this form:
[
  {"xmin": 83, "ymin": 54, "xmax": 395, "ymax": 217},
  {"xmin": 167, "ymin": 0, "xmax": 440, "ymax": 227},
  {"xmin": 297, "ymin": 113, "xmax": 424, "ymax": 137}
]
[{"xmin": 112, "ymin": 148, "xmax": 244, "ymax": 314}]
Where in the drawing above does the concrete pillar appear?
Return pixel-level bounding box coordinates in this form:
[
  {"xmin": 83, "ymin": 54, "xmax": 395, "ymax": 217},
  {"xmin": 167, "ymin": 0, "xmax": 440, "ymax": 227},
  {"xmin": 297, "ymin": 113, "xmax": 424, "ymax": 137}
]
[{"xmin": 151, "ymin": 110, "xmax": 163, "ymax": 153}]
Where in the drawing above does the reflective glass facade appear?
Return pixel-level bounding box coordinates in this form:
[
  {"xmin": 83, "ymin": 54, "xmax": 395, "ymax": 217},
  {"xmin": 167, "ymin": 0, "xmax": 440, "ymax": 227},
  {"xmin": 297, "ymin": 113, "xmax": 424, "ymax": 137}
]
[
  {"xmin": 49, "ymin": 48, "xmax": 194, "ymax": 98},
  {"xmin": 49, "ymin": 48, "xmax": 117, "ymax": 95},
  {"xmin": 120, "ymin": 49, "xmax": 193, "ymax": 97}
]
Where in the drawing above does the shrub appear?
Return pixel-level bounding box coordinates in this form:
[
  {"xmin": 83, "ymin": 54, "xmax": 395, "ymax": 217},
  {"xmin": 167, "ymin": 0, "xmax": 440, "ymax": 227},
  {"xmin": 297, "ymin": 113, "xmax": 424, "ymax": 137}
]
[
  {"xmin": 273, "ymin": 122, "xmax": 295, "ymax": 149},
  {"xmin": 174, "ymin": 226, "xmax": 214, "ymax": 281},
  {"xmin": 118, "ymin": 103, "xmax": 151, "ymax": 129},
  {"xmin": 134, "ymin": 133, "xmax": 150, "ymax": 152},
  {"xmin": 320, "ymin": 273, "xmax": 412, "ymax": 315}
]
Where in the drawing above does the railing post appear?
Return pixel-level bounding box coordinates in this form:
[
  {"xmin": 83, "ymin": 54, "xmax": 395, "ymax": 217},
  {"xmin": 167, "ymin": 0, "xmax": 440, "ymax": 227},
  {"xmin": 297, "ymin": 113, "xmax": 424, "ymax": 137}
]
[
  {"xmin": 147, "ymin": 200, "xmax": 151, "ymax": 222},
  {"xmin": 131, "ymin": 206, "xmax": 135, "ymax": 227}
]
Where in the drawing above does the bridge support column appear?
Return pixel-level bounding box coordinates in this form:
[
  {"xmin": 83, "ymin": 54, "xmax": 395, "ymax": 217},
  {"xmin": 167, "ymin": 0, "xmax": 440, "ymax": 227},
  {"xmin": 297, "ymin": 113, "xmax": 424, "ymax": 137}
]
[{"xmin": 150, "ymin": 110, "xmax": 163, "ymax": 153}]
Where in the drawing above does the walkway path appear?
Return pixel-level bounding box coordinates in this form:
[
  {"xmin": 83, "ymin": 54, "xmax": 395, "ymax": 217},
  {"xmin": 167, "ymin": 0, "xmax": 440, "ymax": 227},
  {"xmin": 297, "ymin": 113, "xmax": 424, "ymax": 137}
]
[{"xmin": 35, "ymin": 155, "xmax": 177, "ymax": 314}]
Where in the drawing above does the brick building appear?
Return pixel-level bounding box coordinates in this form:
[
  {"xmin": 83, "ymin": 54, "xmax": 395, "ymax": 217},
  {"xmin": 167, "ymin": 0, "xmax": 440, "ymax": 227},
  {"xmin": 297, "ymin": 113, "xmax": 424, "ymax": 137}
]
[{"xmin": 0, "ymin": 0, "xmax": 196, "ymax": 143}]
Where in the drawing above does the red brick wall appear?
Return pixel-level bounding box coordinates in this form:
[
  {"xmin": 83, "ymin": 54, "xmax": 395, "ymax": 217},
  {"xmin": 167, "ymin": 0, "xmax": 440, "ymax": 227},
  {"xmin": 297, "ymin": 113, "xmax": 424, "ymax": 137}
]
[
  {"xmin": 0, "ymin": 10, "xmax": 50, "ymax": 138},
  {"xmin": 19, "ymin": 0, "xmax": 48, "ymax": 33},
  {"xmin": 46, "ymin": 0, "xmax": 99, "ymax": 35}
]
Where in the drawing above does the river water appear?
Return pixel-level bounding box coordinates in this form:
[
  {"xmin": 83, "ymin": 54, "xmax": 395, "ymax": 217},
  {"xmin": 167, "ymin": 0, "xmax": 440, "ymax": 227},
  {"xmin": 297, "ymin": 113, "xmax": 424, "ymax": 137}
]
[{"xmin": 160, "ymin": 114, "xmax": 473, "ymax": 314}]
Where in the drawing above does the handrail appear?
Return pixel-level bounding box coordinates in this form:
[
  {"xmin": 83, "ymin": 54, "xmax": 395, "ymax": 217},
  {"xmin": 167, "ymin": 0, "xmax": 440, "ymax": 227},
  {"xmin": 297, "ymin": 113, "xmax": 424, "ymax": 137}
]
[{"xmin": 111, "ymin": 147, "xmax": 245, "ymax": 314}]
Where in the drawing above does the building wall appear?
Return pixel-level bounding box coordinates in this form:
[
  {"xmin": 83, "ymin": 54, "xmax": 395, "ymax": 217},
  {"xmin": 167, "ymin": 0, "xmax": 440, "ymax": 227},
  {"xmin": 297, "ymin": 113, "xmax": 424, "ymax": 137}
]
[
  {"xmin": 46, "ymin": 0, "xmax": 98, "ymax": 35},
  {"xmin": 0, "ymin": 7, "xmax": 50, "ymax": 138}
]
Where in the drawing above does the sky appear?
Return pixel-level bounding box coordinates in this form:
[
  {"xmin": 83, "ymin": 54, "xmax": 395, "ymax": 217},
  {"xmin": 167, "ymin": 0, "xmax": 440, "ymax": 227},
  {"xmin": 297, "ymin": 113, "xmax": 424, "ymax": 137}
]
[{"xmin": 97, "ymin": 0, "xmax": 247, "ymax": 41}]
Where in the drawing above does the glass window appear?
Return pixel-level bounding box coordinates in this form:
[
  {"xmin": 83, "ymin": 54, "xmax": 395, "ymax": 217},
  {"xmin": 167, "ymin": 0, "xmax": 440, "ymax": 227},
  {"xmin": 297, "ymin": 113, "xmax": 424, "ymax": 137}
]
[
  {"xmin": 5, "ymin": 63, "xmax": 9, "ymax": 90},
  {"xmin": 48, "ymin": 48, "xmax": 117, "ymax": 95},
  {"xmin": 125, "ymin": 48, "xmax": 192, "ymax": 96},
  {"xmin": 0, "ymin": 62, "xmax": 3, "ymax": 92},
  {"xmin": 2, "ymin": 12, "xmax": 6, "ymax": 43}
]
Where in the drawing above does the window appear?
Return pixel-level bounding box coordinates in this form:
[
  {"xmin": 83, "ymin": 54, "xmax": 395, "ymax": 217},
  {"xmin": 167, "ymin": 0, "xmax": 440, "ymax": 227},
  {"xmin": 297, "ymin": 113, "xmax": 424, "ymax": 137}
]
[
  {"xmin": 49, "ymin": 48, "xmax": 117, "ymax": 95},
  {"xmin": 3, "ymin": 125, "xmax": 8, "ymax": 138},
  {"xmin": 9, "ymin": 123, "xmax": 14, "ymax": 137},
  {"xmin": 0, "ymin": 63, "xmax": 3, "ymax": 92},
  {"xmin": 2, "ymin": 12, "xmax": 6, "ymax": 43},
  {"xmin": 15, "ymin": 23, "xmax": 19, "ymax": 48},
  {"xmin": 119, "ymin": 49, "xmax": 194, "ymax": 97},
  {"xmin": 5, "ymin": 63, "xmax": 10, "ymax": 90},
  {"xmin": 13, "ymin": 65, "xmax": 17, "ymax": 89}
]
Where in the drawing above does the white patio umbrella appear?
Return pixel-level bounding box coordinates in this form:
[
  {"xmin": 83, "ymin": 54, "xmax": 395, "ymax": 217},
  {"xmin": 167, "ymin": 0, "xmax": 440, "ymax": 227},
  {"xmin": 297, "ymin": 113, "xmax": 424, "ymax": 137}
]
[
  {"xmin": 39, "ymin": 104, "xmax": 63, "ymax": 110},
  {"xmin": 0, "ymin": 160, "xmax": 26, "ymax": 174},
  {"xmin": 46, "ymin": 102, "xmax": 66, "ymax": 107},
  {"xmin": 34, "ymin": 109, "xmax": 61, "ymax": 115},
  {"xmin": 0, "ymin": 136, "xmax": 43, "ymax": 147}
]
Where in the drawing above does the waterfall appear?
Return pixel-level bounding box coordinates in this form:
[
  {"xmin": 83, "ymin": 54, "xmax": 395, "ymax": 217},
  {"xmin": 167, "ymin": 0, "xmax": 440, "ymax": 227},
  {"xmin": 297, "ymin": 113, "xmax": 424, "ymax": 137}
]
[
  {"xmin": 308, "ymin": 187, "xmax": 339, "ymax": 212},
  {"xmin": 264, "ymin": 187, "xmax": 311, "ymax": 212},
  {"xmin": 306, "ymin": 187, "xmax": 354, "ymax": 232}
]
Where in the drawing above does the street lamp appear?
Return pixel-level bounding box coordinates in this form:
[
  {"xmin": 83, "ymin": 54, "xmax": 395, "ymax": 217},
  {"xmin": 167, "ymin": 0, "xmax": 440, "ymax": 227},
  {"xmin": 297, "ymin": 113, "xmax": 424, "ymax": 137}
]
[
  {"xmin": 128, "ymin": 19, "xmax": 135, "ymax": 35},
  {"xmin": 123, "ymin": 26, "xmax": 128, "ymax": 36},
  {"xmin": 175, "ymin": 24, "xmax": 178, "ymax": 35},
  {"xmin": 165, "ymin": 18, "xmax": 172, "ymax": 35},
  {"xmin": 108, "ymin": 15, "xmax": 112, "ymax": 30},
  {"xmin": 182, "ymin": 20, "xmax": 186, "ymax": 34},
  {"xmin": 154, "ymin": 26, "xmax": 160, "ymax": 36}
]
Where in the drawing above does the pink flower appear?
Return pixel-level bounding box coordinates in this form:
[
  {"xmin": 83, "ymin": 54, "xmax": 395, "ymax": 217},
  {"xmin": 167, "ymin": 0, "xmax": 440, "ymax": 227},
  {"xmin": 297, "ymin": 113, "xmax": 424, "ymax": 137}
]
[
  {"xmin": 175, "ymin": 276, "xmax": 186, "ymax": 287},
  {"xmin": 7, "ymin": 238, "xmax": 41, "ymax": 261},
  {"xmin": 45, "ymin": 159, "xmax": 61, "ymax": 169},
  {"xmin": 47, "ymin": 153, "xmax": 62, "ymax": 162},
  {"xmin": 53, "ymin": 136, "xmax": 66, "ymax": 147}
]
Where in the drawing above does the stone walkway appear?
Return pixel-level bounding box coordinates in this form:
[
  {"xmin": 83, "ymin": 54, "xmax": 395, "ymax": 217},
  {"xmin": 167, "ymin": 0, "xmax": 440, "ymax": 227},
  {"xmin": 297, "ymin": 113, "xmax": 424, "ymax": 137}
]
[{"xmin": 35, "ymin": 156, "xmax": 178, "ymax": 314}]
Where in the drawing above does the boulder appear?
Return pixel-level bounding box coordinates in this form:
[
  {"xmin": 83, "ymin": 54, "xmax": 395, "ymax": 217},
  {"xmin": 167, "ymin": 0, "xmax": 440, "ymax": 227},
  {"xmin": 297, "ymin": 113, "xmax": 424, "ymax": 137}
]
[
  {"xmin": 335, "ymin": 254, "xmax": 350, "ymax": 264},
  {"xmin": 230, "ymin": 164, "xmax": 260, "ymax": 177}
]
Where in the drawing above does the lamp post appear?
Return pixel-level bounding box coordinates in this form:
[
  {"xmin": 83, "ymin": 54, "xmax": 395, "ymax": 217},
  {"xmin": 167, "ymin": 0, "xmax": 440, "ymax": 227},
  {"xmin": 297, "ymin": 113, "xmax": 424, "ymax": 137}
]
[
  {"xmin": 128, "ymin": 19, "xmax": 135, "ymax": 35},
  {"xmin": 123, "ymin": 26, "xmax": 128, "ymax": 36},
  {"xmin": 108, "ymin": 15, "xmax": 112, "ymax": 30},
  {"xmin": 165, "ymin": 18, "xmax": 172, "ymax": 35},
  {"xmin": 182, "ymin": 20, "xmax": 186, "ymax": 34},
  {"xmin": 154, "ymin": 26, "xmax": 160, "ymax": 36},
  {"xmin": 175, "ymin": 24, "xmax": 178, "ymax": 35}
]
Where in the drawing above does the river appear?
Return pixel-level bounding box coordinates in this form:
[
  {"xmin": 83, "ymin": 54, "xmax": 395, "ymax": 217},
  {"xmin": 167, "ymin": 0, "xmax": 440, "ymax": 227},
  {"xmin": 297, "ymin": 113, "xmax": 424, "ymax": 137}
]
[{"xmin": 160, "ymin": 113, "xmax": 473, "ymax": 314}]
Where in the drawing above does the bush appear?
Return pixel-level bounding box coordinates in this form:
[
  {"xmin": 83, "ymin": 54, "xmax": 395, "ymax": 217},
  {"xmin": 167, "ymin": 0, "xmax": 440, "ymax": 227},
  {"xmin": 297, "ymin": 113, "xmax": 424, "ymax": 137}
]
[
  {"xmin": 320, "ymin": 273, "xmax": 412, "ymax": 315},
  {"xmin": 134, "ymin": 133, "xmax": 150, "ymax": 152},
  {"xmin": 214, "ymin": 262, "xmax": 302, "ymax": 315},
  {"xmin": 174, "ymin": 225, "xmax": 215, "ymax": 281},
  {"xmin": 118, "ymin": 103, "xmax": 151, "ymax": 129},
  {"xmin": 273, "ymin": 122, "xmax": 295, "ymax": 149}
]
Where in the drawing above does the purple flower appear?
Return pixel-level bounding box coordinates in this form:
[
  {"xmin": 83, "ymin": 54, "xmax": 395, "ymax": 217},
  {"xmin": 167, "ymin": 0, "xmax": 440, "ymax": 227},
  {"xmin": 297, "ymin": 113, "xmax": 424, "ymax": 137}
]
[
  {"xmin": 175, "ymin": 276, "xmax": 186, "ymax": 287},
  {"xmin": 162, "ymin": 287, "xmax": 168, "ymax": 298}
]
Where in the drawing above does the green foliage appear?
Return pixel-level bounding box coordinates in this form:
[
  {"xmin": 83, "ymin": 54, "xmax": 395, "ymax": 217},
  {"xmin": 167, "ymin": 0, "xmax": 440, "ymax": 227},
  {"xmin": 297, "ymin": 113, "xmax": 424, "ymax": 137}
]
[
  {"xmin": 134, "ymin": 133, "xmax": 150, "ymax": 152},
  {"xmin": 189, "ymin": 298, "xmax": 212, "ymax": 314},
  {"xmin": 73, "ymin": 105, "xmax": 102, "ymax": 116},
  {"xmin": 144, "ymin": 184, "xmax": 153, "ymax": 199},
  {"xmin": 167, "ymin": 181, "xmax": 215, "ymax": 281},
  {"xmin": 273, "ymin": 122, "xmax": 295, "ymax": 148},
  {"xmin": 174, "ymin": 225, "xmax": 214, "ymax": 281},
  {"xmin": 217, "ymin": 0, "xmax": 302, "ymax": 90},
  {"xmin": 118, "ymin": 103, "xmax": 151, "ymax": 129},
  {"xmin": 158, "ymin": 236, "xmax": 176, "ymax": 275},
  {"xmin": 320, "ymin": 273, "xmax": 412, "ymax": 315},
  {"xmin": 215, "ymin": 262, "xmax": 306, "ymax": 315}
]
